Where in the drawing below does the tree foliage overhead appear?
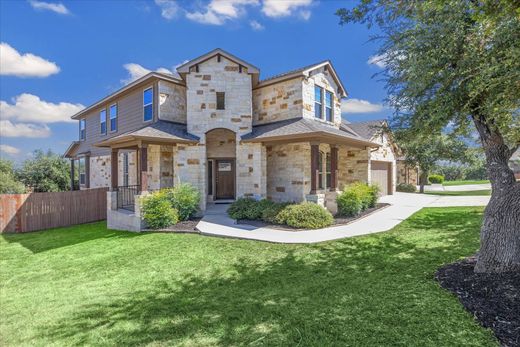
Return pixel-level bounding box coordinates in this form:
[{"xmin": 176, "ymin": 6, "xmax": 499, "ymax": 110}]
[
  {"xmin": 337, "ymin": 0, "xmax": 519, "ymax": 150},
  {"xmin": 17, "ymin": 150, "xmax": 70, "ymax": 192},
  {"xmin": 0, "ymin": 158, "xmax": 26, "ymax": 194}
]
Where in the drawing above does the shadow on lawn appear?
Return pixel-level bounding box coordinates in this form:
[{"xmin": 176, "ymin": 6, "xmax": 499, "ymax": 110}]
[
  {"xmin": 36, "ymin": 209, "xmax": 493, "ymax": 346},
  {"xmin": 1, "ymin": 222, "xmax": 142, "ymax": 253}
]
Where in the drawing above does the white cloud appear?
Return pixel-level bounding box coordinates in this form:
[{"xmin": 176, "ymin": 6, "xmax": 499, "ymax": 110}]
[
  {"xmin": 29, "ymin": 0, "xmax": 70, "ymax": 15},
  {"xmin": 186, "ymin": 0, "xmax": 258, "ymax": 25},
  {"xmin": 249, "ymin": 19, "xmax": 264, "ymax": 30},
  {"xmin": 0, "ymin": 144, "xmax": 21, "ymax": 155},
  {"xmin": 0, "ymin": 42, "xmax": 60, "ymax": 78},
  {"xmin": 154, "ymin": 0, "xmax": 179, "ymax": 20},
  {"xmin": 262, "ymin": 0, "xmax": 313, "ymax": 18},
  {"xmin": 0, "ymin": 94, "xmax": 84, "ymax": 124},
  {"xmin": 367, "ymin": 54, "xmax": 387, "ymax": 68},
  {"xmin": 121, "ymin": 63, "xmax": 184, "ymax": 85},
  {"xmin": 341, "ymin": 99, "xmax": 384, "ymax": 114},
  {"xmin": 0, "ymin": 120, "xmax": 51, "ymax": 138}
]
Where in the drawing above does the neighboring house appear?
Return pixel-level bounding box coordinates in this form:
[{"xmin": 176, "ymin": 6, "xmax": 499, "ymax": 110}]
[
  {"xmin": 64, "ymin": 48, "xmax": 400, "ymax": 229},
  {"xmin": 510, "ymin": 148, "xmax": 520, "ymax": 180}
]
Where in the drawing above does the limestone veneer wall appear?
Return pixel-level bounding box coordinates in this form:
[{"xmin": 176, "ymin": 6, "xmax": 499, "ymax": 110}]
[
  {"xmin": 175, "ymin": 144, "xmax": 206, "ymax": 211},
  {"xmin": 158, "ymin": 80, "xmax": 187, "ymax": 124},
  {"xmin": 337, "ymin": 146, "xmax": 370, "ymax": 190},
  {"xmin": 302, "ymin": 67, "xmax": 343, "ymax": 127},
  {"xmin": 397, "ymin": 161, "xmax": 419, "ymax": 185},
  {"xmin": 252, "ymin": 78, "xmax": 303, "ymax": 125},
  {"xmin": 236, "ymin": 142, "xmax": 266, "ymax": 199},
  {"xmin": 266, "ymin": 142, "xmax": 311, "ymax": 202}
]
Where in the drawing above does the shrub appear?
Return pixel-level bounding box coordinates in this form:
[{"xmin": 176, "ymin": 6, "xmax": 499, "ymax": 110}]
[
  {"xmin": 227, "ymin": 198, "xmax": 259, "ymax": 220},
  {"xmin": 396, "ymin": 183, "xmax": 417, "ymax": 192},
  {"xmin": 428, "ymin": 174, "xmax": 445, "ymax": 184},
  {"xmin": 141, "ymin": 192, "xmax": 179, "ymax": 229},
  {"xmin": 367, "ymin": 184, "xmax": 380, "ymax": 208},
  {"xmin": 261, "ymin": 202, "xmax": 292, "ymax": 224},
  {"xmin": 348, "ymin": 182, "xmax": 372, "ymax": 209},
  {"xmin": 277, "ymin": 203, "xmax": 334, "ymax": 229},
  {"xmin": 163, "ymin": 183, "xmax": 199, "ymax": 221},
  {"xmin": 336, "ymin": 190, "xmax": 362, "ymax": 217}
]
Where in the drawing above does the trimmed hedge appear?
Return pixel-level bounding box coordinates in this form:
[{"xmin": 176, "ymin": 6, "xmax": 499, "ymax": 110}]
[
  {"xmin": 141, "ymin": 192, "xmax": 179, "ymax": 229},
  {"xmin": 261, "ymin": 202, "xmax": 291, "ymax": 224},
  {"xmin": 336, "ymin": 182, "xmax": 380, "ymax": 217},
  {"xmin": 276, "ymin": 203, "xmax": 334, "ymax": 229},
  {"xmin": 397, "ymin": 183, "xmax": 417, "ymax": 192},
  {"xmin": 428, "ymin": 174, "xmax": 445, "ymax": 184}
]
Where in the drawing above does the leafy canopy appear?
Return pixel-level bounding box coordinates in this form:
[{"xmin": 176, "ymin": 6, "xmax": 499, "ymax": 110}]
[{"xmin": 17, "ymin": 150, "xmax": 70, "ymax": 192}]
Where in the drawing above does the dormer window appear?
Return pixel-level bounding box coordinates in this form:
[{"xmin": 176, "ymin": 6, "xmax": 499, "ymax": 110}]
[
  {"xmin": 216, "ymin": 92, "xmax": 225, "ymax": 110},
  {"xmin": 314, "ymin": 86, "xmax": 323, "ymax": 119},
  {"xmin": 79, "ymin": 119, "xmax": 86, "ymax": 140},
  {"xmin": 325, "ymin": 91, "xmax": 333, "ymax": 122}
]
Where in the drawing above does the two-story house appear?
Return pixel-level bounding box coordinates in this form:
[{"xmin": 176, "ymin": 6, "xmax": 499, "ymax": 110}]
[{"xmin": 64, "ymin": 49, "xmax": 398, "ymax": 230}]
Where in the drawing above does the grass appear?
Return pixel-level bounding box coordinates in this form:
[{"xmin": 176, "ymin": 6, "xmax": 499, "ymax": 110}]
[
  {"xmin": 425, "ymin": 190, "xmax": 492, "ymax": 196},
  {"xmin": 0, "ymin": 207, "xmax": 497, "ymax": 346},
  {"xmin": 443, "ymin": 179, "xmax": 490, "ymax": 186}
]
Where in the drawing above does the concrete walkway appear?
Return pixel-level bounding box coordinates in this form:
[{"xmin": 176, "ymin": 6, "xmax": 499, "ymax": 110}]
[
  {"xmin": 423, "ymin": 183, "xmax": 491, "ymax": 192},
  {"xmin": 196, "ymin": 193, "xmax": 489, "ymax": 244}
]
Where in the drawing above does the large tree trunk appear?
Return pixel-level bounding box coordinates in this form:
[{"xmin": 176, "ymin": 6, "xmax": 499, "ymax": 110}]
[
  {"xmin": 472, "ymin": 114, "xmax": 520, "ymax": 273},
  {"xmin": 419, "ymin": 170, "xmax": 428, "ymax": 193}
]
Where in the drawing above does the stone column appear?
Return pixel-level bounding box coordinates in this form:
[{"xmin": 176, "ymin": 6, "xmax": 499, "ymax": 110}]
[
  {"xmin": 138, "ymin": 144, "xmax": 148, "ymax": 192},
  {"xmin": 330, "ymin": 145, "xmax": 338, "ymax": 191},
  {"xmin": 310, "ymin": 142, "xmax": 320, "ymax": 194},
  {"xmin": 70, "ymin": 159, "xmax": 75, "ymax": 191},
  {"xmin": 111, "ymin": 149, "xmax": 118, "ymax": 190}
]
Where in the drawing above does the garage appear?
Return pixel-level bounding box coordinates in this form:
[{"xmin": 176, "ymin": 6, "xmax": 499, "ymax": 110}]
[{"xmin": 371, "ymin": 161, "xmax": 392, "ymax": 196}]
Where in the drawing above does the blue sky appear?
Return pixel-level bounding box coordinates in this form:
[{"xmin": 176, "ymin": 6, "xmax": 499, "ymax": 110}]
[{"xmin": 0, "ymin": 0, "xmax": 389, "ymax": 162}]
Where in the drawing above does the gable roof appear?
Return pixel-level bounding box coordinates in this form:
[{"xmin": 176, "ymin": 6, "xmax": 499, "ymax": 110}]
[
  {"xmin": 346, "ymin": 120, "xmax": 387, "ymax": 140},
  {"xmin": 242, "ymin": 118, "xmax": 378, "ymax": 148},
  {"xmin": 256, "ymin": 60, "xmax": 347, "ymax": 97},
  {"xmin": 71, "ymin": 72, "xmax": 184, "ymax": 120},
  {"xmin": 95, "ymin": 120, "xmax": 199, "ymax": 147},
  {"xmin": 176, "ymin": 48, "xmax": 260, "ymax": 75}
]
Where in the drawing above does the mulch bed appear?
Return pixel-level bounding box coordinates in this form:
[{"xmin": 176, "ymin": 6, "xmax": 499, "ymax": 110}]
[
  {"xmin": 145, "ymin": 218, "xmax": 201, "ymax": 233},
  {"xmin": 436, "ymin": 257, "xmax": 520, "ymax": 347},
  {"xmin": 238, "ymin": 203, "xmax": 390, "ymax": 231}
]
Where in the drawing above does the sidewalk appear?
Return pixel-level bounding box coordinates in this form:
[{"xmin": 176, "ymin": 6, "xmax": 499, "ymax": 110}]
[{"xmin": 196, "ymin": 193, "xmax": 489, "ymax": 244}]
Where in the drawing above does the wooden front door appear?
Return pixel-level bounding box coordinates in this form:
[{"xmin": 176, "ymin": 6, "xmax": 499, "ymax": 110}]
[{"xmin": 216, "ymin": 159, "xmax": 235, "ymax": 199}]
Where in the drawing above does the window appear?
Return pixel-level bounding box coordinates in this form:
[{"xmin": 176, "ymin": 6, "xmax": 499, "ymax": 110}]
[
  {"xmin": 325, "ymin": 91, "xmax": 333, "ymax": 122},
  {"xmin": 207, "ymin": 160, "xmax": 213, "ymax": 195},
  {"xmin": 318, "ymin": 151, "xmax": 324, "ymax": 189},
  {"xmin": 314, "ymin": 85, "xmax": 323, "ymax": 119},
  {"xmin": 100, "ymin": 109, "xmax": 107, "ymax": 135},
  {"xmin": 110, "ymin": 104, "xmax": 117, "ymax": 132},
  {"xmin": 79, "ymin": 119, "xmax": 86, "ymax": 140},
  {"xmin": 143, "ymin": 88, "xmax": 153, "ymax": 122},
  {"xmin": 216, "ymin": 92, "xmax": 225, "ymax": 110},
  {"xmin": 79, "ymin": 157, "xmax": 86, "ymax": 185},
  {"xmin": 325, "ymin": 152, "xmax": 332, "ymax": 188},
  {"xmin": 123, "ymin": 153, "xmax": 129, "ymax": 186}
]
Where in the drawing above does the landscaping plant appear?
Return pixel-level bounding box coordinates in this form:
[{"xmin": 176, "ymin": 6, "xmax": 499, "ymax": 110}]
[
  {"xmin": 396, "ymin": 183, "xmax": 416, "ymax": 193},
  {"xmin": 261, "ymin": 201, "xmax": 292, "ymax": 224},
  {"xmin": 428, "ymin": 174, "xmax": 444, "ymax": 184},
  {"xmin": 163, "ymin": 183, "xmax": 200, "ymax": 221},
  {"xmin": 336, "ymin": 190, "xmax": 362, "ymax": 217},
  {"xmin": 227, "ymin": 198, "xmax": 259, "ymax": 220},
  {"xmin": 141, "ymin": 192, "xmax": 179, "ymax": 229},
  {"xmin": 276, "ymin": 202, "xmax": 334, "ymax": 229}
]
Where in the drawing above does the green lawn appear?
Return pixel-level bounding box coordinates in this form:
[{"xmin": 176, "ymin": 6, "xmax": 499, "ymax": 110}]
[
  {"xmin": 425, "ymin": 190, "xmax": 492, "ymax": 196},
  {"xmin": 443, "ymin": 179, "xmax": 490, "ymax": 186},
  {"xmin": 0, "ymin": 207, "xmax": 497, "ymax": 346}
]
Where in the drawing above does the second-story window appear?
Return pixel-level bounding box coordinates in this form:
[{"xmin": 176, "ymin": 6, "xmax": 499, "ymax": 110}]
[
  {"xmin": 143, "ymin": 87, "xmax": 153, "ymax": 122},
  {"xmin": 110, "ymin": 104, "xmax": 117, "ymax": 132},
  {"xmin": 79, "ymin": 119, "xmax": 86, "ymax": 140},
  {"xmin": 314, "ymin": 85, "xmax": 323, "ymax": 119},
  {"xmin": 325, "ymin": 91, "xmax": 333, "ymax": 122},
  {"xmin": 216, "ymin": 92, "xmax": 225, "ymax": 110},
  {"xmin": 100, "ymin": 109, "xmax": 107, "ymax": 135}
]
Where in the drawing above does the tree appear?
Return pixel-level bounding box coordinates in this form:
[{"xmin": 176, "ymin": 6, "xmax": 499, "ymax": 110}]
[
  {"xmin": 395, "ymin": 133, "xmax": 468, "ymax": 193},
  {"xmin": 337, "ymin": 1, "xmax": 520, "ymax": 273},
  {"xmin": 0, "ymin": 158, "xmax": 26, "ymax": 194},
  {"xmin": 17, "ymin": 150, "xmax": 70, "ymax": 192}
]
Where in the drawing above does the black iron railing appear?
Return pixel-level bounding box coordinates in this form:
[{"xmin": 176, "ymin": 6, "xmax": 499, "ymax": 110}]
[{"xmin": 116, "ymin": 185, "xmax": 140, "ymax": 211}]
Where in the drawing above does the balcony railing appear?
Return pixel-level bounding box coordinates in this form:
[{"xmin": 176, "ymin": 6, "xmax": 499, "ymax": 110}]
[{"xmin": 116, "ymin": 185, "xmax": 140, "ymax": 211}]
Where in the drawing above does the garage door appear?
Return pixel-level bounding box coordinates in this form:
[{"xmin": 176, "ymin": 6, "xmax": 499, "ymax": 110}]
[{"xmin": 371, "ymin": 161, "xmax": 390, "ymax": 196}]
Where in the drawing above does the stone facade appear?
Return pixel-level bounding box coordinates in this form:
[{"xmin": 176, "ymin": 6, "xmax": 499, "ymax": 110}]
[
  {"xmin": 337, "ymin": 146, "xmax": 370, "ymax": 189},
  {"xmin": 158, "ymin": 80, "xmax": 187, "ymax": 124},
  {"xmin": 397, "ymin": 161, "xmax": 419, "ymax": 185},
  {"xmin": 368, "ymin": 133, "xmax": 397, "ymax": 193},
  {"xmin": 252, "ymin": 77, "xmax": 303, "ymax": 125}
]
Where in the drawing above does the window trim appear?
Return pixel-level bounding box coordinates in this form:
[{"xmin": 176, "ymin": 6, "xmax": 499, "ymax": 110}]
[
  {"xmin": 143, "ymin": 87, "xmax": 154, "ymax": 123},
  {"xmin": 79, "ymin": 157, "xmax": 86, "ymax": 185},
  {"xmin": 79, "ymin": 119, "xmax": 86, "ymax": 141},
  {"xmin": 314, "ymin": 85, "xmax": 323, "ymax": 119},
  {"xmin": 100, "ymin": 108, "xmax": 107, "ymax": 135},
  {"xmin": 109, "ymin": 103, "xmax": 118, "ymax": 133},
  {"xmin": 325, "ymin": 90, "xmax": 333, "ymax": 123},
  {"xmin": 216, "ymin": 92, "xmax": 225, "ymax": 110}
]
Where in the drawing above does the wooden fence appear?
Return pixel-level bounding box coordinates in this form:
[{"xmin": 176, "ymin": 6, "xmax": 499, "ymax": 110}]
[{"xmin": 0, "ymin": 188, "xmax": 108, "ymax": 233}]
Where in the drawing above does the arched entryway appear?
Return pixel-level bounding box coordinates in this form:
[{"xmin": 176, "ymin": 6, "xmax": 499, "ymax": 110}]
[{"xmin": 206, "ymin": 128, "xmax": 236, "ymax": 201}]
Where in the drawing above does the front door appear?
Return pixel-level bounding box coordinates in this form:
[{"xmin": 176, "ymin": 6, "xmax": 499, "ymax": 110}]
[{"xmin": 216, "ymin": 159, "xmax": 235, "ymax": 199}]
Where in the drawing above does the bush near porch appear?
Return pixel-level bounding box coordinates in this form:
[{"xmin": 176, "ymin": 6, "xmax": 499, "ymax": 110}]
[
  {"xmin": 336, "ymin": 182, "xmax": 380, "ymax": 217},
  {"xmin": 228, "ymin": 198, "xmax": 334, "ymax": 229}
]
